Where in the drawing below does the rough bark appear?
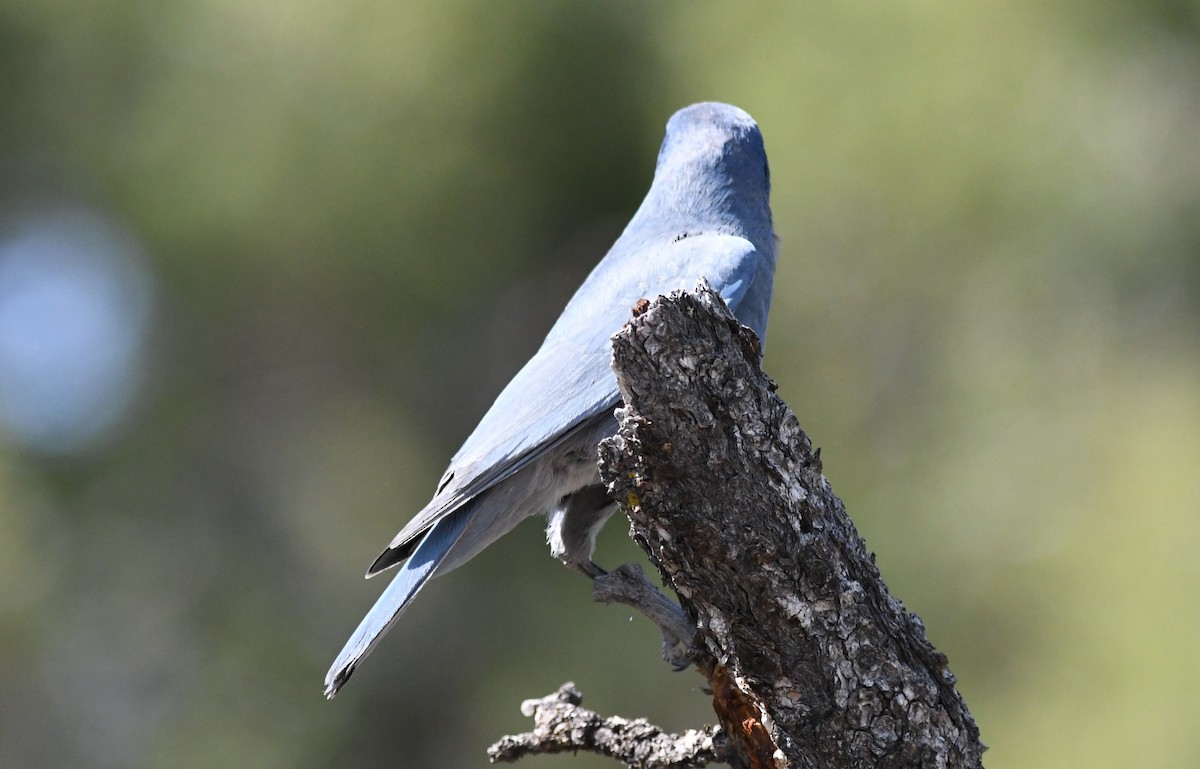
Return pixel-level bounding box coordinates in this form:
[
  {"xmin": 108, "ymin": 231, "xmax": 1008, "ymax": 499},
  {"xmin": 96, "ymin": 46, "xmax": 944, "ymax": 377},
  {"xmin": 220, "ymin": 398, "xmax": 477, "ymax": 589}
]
[
  {"xmin": 487, "ymin": 682, "xmax": 729, "ymax": 768},
  {"xmin": 492, "ymin": 283, "xmax": 984, "ymax": 769}
]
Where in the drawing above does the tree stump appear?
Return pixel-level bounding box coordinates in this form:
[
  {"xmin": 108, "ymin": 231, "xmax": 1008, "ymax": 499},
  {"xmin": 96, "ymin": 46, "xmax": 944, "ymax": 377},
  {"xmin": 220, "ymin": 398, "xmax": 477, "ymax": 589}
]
[{"xmin": 491, "ymin": 283, "xmax": 984, "ymax": 769}]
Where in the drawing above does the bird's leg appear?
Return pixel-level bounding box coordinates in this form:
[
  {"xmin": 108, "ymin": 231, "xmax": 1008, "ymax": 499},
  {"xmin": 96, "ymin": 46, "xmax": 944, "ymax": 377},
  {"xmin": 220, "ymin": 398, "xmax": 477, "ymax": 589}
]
[{"xmin": 548, "ymin": 485, "xmax": 615, "ymax": 579}]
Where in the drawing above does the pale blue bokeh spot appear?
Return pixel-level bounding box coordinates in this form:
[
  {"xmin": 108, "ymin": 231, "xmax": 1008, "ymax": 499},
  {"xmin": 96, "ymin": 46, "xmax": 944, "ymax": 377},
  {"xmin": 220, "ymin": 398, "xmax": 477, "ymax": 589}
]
[{"xmin": 0, "ymin": 210, "xmax": 154, "ymax": 454}]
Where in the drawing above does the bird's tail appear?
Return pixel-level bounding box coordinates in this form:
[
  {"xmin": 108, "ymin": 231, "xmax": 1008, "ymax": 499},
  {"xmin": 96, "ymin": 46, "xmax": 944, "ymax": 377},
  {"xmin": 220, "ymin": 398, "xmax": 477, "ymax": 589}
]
[{"xmin": 323, "ymin": 505, "xmax": 472, "ymax": 698}]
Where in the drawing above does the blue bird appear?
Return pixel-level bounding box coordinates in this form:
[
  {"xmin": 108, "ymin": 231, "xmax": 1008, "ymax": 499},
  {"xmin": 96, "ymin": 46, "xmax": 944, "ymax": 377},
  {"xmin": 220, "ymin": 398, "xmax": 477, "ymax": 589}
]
[{"xmin": 325, "ymin": 102, "xmax": 777, "ymax": 697}]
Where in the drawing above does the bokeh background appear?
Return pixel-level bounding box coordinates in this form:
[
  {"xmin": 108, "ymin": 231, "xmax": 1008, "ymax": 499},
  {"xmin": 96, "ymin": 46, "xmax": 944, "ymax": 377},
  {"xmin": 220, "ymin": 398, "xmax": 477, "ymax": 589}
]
[{"xmin": 1, "ymin": 1, "xmax": 1197, "ymax": 767}]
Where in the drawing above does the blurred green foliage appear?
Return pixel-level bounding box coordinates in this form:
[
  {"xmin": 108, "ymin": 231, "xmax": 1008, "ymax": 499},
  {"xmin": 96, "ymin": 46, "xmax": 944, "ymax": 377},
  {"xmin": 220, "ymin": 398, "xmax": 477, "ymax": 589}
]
[{"xmin": 0, "ymin": 1, "xmax": 1197, "ymax": 767}]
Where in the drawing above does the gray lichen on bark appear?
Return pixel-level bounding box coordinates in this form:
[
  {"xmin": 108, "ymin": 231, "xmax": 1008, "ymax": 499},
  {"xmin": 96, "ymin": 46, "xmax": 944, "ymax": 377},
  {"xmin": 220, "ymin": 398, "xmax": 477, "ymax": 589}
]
[
  {"xmin": 488, "ymin": 682, "xmax": 728, "ymax": 768},
  {"xmin": 493, "ymin": 283, "xmax": 984, "ymax": 769}
]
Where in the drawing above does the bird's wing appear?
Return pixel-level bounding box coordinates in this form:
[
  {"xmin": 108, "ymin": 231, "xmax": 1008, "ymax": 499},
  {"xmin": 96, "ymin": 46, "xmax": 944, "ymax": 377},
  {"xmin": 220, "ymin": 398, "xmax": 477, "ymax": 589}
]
[
  {"xmin": 367, "ymin": 342, "xmax": 618, "ymax": 574},
  {"xmin": 369, "ymin": 233, "xmax": 763, "ymax": 573}
]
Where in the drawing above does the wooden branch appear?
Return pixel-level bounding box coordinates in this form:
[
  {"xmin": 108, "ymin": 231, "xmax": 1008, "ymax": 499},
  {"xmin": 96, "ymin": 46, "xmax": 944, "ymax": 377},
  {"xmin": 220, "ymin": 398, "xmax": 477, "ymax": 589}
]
[
  {"xmin": 592, "ymin": 563, "xmax": 693, "ymax": 668},
  {"xmin": 487, "ymin": 682, "xmax": 729, "ymax": 768},
  {"xmin": 493, "ymin": 283, "xmax": 984, "ymax": 768}
]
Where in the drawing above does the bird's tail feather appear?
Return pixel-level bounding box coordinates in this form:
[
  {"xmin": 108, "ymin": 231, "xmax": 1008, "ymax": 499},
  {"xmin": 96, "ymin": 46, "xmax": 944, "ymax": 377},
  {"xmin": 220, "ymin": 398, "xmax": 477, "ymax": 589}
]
[{"xmin": 323, "ymin": 504, "xmax": 473, "ymax": 698}]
